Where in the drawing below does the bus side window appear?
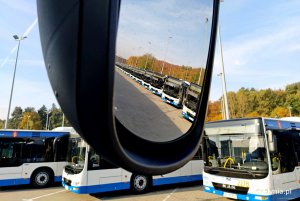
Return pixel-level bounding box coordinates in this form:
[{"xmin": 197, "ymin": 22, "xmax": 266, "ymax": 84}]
[
  {"xmin": 273, "ymin": 131, "xmax": 298, "ymax": 173},
  {"xmin": 0, "ymin": 139, "xmax": 22, "ymax": 167}
]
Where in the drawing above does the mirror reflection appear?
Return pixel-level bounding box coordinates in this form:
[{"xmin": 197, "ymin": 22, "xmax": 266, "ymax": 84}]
[{"xmin": 114, "ymin": 0, "xmax": 213, "ymax": 142}]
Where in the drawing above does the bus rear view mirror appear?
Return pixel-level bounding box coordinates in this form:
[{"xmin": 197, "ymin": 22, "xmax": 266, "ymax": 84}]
[
  {"xmin": 266, "ymin": 130, "xmax": 277, "ymax": 153},
  {"xmin": 37, "ymin": 0, "xmax": 220, "ymax": 175}
]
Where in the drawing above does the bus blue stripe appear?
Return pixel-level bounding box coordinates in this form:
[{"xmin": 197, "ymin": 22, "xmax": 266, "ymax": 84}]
[
  {"xmin": 62, "ymin": 181, "xmax": 130, "ymax": 194},
  {"xmin": 204, "ymin": 185, "xmax": 300, "ymax": 201},
  {"xmin": 62, "ymin": 175, "xmax": 202, "ymax": 194},
  {"xmin": 153, "ymin": 175, "xmax": 202, "ymax": 186},
  {"xmin": 0, "ymin": 131, "xmax": 68, "ymax": 138},
  {"xmin": 0, "ymin": 178, "xmax": 30, "ymax": 187}
]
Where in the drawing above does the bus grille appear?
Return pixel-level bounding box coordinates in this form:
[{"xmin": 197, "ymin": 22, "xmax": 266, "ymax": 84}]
[{"xmin": 212, "ymin": 182, "xmax": 249, "ymax": 195}]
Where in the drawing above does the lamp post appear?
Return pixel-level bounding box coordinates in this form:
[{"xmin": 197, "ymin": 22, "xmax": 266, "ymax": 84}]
[
  {"xmin": 288, "ymin": 106, "xmax": 292, "ymax": 117},
  {"xmin": 26, "ymin": 115, "xmax": 31, "ymax": 130},
  {"xmin": 160, "ymin": 36, "xmax": 172, "ymax": 74},
  {"xmin": 4, "ymin": 35, "xmax": 27, "ymax": 129},
  {"xmin": 144, "ymin": 41, "xmax": 152, "ymax": 70}
]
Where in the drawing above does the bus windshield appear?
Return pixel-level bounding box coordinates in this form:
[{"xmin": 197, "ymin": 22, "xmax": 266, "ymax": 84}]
[
  {"xmin": 184, "ymin": 94, "xmax": 198, "ymax": 111},
  {"xmin": 64, "ymin": 138, "xmax": 86, "ymax": 174},
  {"xmin": 204, "ymin": 132, "xmax": 269, "ymax": 179},
  {"xmin": 163, "ymin": 82, "xmax": 180, "ymax": 98}
]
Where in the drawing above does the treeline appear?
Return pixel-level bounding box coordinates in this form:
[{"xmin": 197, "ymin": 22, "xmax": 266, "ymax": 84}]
[
  {"xmin": 0, "ymin": 104, "xmax": 70, "ymax": 130},
  {"xmin": 206, "ymin": 82, "xmax": 300, "ymax": 122},
  {"xmin": 116, "ymin": 54, "xmax": 205, "ymax": 84}
]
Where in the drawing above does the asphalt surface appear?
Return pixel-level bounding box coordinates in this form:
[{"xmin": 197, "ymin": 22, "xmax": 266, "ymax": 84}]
[
  {"xmin": 0, "ymin": 183, "xmax": 230, "ymax": 201},
  {"xmin": 114, "ymin": 68, "xmax": 192, "ymax": 142}
]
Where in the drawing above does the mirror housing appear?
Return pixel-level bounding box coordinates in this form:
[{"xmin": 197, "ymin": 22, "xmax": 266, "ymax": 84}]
[
  {"xmin": 37, "ymin": 0, "xmax": 220, "ymax": 175},
  {"xmin": 266, "ymin": 130, "xmax": 277, "ymax": 153}
]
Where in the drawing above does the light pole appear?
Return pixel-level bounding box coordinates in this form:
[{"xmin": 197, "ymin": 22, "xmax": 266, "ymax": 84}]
[
  {"xmin": 26, "ymin": 115, "xmax": 31, "ymax": 130},
  {"xmin": 144, "ymin": 41, "xmax": 152, "ymax": 70},
  {"xmin": 288, "ymin": 106, "xmax": 292, "ymax": 117},
  {"xmin": 160, "ymin": 36, "xmax": 172, "ymax": 74},
  {"xmin": 4, "ymin": 35, "xmax": 27, "ymax": 129},
  {"xmin": 218, "ymin": 24, "xmax": 230, "ymax": 120},
  {"xmin": 45, "ymin": 111, "xmax": 50, "ymax": 130},
  {"xmin": 62, "ymin": 113, "xmax": 65, "ymax": 127}
]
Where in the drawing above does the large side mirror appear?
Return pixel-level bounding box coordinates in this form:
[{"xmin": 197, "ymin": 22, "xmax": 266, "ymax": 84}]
[
  {"xmin": 266, "ymin": 130, "xmax": 277, "ymax": 153},
  {"xmin": 36, "ymin": 0, "xmax": 220, "ymax": 175}
]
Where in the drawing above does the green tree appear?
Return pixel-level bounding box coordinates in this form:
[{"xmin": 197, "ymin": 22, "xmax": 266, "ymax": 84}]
[
  {"xmin": 0, "ymin": 119, "xmax": 5, "ymax": 129},
  {"xmin": 8, "ymin": 106, "xmax": 23, "ymax": 129},
  {"xmin": 38, "ymin": 105, "xmax": 48, "ymax": 130}
]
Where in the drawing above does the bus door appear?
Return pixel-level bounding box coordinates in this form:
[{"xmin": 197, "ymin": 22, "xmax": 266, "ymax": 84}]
[
  {"xmin": 271, "ymin": 130, "xmax": 298, "ymax": 196},
  {"xmin": 54, "ymin": 135, "xmax": 69, "ymax": 175},
  {"xmin": 0, "ymin": 138, "xmax": 24, "ymax": 185}
]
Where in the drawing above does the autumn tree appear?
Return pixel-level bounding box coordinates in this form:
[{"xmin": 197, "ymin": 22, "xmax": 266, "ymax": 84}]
[{"xmin": 19, "ymin": 111, "xmax": 42, "ymax": 130}]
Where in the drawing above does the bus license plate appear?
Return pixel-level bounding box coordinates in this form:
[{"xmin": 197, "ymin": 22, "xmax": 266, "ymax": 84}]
[{"xmin": 223, "ymin": 192, "xmax": 237, "ymax": 199}]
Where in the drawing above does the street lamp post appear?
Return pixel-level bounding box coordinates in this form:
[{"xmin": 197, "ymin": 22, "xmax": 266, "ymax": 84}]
[
  {"xmin": 160, "ymin": 36, "xmax": 172, "ymax": 74},
  {"xmin": 288, "ymin": 106, "xmax": 292, "ymax": 117},
  {"xmin": 26, "ymin": 115, "xmax": 31, "ymax": 130},
  {"xmin": 144, "ymin": 41, "xmax": 152, "ymax": 70},
  {"xmin": 4, "ymin": 35, "xmax": 27, "ymax": 129}
]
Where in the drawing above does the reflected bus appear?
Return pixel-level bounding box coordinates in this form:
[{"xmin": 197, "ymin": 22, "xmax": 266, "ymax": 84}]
[
  {"xmin": 161, "ymin": 77, "xmax": 188, "ymax": 108},
  {"xmin": 182, "ymin": 83, "xmax": 202, "ymax": 122}
]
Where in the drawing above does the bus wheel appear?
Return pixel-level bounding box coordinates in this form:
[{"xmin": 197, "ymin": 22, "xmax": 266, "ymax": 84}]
[
  {"xmin": 31, "ymin": 169, "xmax": 52, "ymax": 188},
  {"xmin": 131, "ymin": 174, "xmax": 151, "ymax": 194}
]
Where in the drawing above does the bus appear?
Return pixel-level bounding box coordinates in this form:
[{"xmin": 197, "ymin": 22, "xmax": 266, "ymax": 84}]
[
  {"xmin": 182, "ymin": 83, "xmax": 202, "ymax": 122},
  {"xmin": 202, "ymin": 118, "xmax": 300, "ymax": 201},
  {"xmin": 142, "ymin": 71, "xmax": 154, "ymax": 89},
  {"xmin": 0, "ymin": 128, "xmax": 74, "ymax": 188},
  {"xmin": 161, "ymin": 77, "xmax": 188, "ymax": 108},
  {"xmin": 149, "ymin": 72, "xmax": 166, "ymax": 96},
  {"xmin": 62, "ymin": 137, "xmax": 204, "ymax": 194}
]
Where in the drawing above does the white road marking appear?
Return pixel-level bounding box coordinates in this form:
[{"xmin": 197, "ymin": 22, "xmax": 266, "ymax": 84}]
[
  {"xmin": 162, "ymin": 188, "xmax": 178, "ymax": 201},
  {"xmin": 22, "ymin": 189, "xmax": 67, "ymax": 201}
]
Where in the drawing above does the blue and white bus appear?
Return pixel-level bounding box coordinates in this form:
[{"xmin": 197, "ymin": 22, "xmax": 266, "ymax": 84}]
[
  {"xmin": 203, "ymin": 118, "xmax": 300, "ymax": 201},
  {"xmin": 162, "ymin": 77, "xmax": 188, "ymax": 108},
  {"xmin": 0, "ymin": 128, "xmax": 74, "ymax": 188},
  {"xmin": 182, "ymin": 83, "xmax": 202, "ymax": 122},
  {"xmin": 62, "ymin": 136, "xmax": 204, "ymax": 194},
  {"xmin": 149, "ymin": 73, "xmax": 166, "ymax": 96}
]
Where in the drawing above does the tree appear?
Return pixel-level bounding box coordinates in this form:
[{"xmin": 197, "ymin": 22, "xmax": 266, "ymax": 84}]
[
  {"xmin": 8, "ymin": 106, "xmax": 23, "ymax": 129},
  {"xmin": 270, "ymin": 107, "xmax": 290, "ymax": 118},
  {"xmin": 38, "ymin": 105, "xmax": 48, "ymax": 129},
  {"xmin": 0, "ymin": 119, "xmax": 5, "ymax": 129},
  {"xmin": 19, "ymin": 111, "xmax": 42, "ymax": 130},
  {"xmin": 24, "ymin": 107, "xmax": 35, "ymax": 113}
]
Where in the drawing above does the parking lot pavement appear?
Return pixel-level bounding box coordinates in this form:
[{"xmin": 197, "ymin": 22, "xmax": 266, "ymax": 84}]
[{"xmin": 0, "ymin": 183, "xmax": 229, "ymax": 201}]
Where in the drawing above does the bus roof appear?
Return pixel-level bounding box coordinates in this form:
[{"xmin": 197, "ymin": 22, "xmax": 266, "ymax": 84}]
[
  {"xmin": 205, "ymin": 117, "xmax": 300, "ymax": 135},
  {"xmin": 0, "ymin": 130, "xmax": 69, "ymax": 138}
]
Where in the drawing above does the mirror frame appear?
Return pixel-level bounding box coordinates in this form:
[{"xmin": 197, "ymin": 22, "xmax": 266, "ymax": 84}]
[{"xmin": 37, "ymin": 0, "xmax": 220, "ymax": 175}]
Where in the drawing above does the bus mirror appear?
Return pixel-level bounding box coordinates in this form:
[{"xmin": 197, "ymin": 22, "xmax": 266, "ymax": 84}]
[
  {"xmin": 37, "ymin": 0, "xmax": 220, "ymax": 175},
  {"xmin": 267, "ymin": 130, "xmax": 277, "ymax": 153}
]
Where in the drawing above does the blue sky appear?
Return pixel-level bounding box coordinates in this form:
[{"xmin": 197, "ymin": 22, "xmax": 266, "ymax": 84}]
[{"xmin": 0, "ymin": 0, "xmax": 300, "ymax": 119}]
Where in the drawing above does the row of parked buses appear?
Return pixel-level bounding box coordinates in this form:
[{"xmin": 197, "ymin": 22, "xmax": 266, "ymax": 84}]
[
  {"xmin": 116, "ymin": 62, "xmax": 202, "ymax": 122},
  {"xmin": 0, "ymin": 127, "xmax": 204, "ymax": 194},
  {"xmin": 2, "ymin": 117, "xmax": 300, "ymax": 200}
]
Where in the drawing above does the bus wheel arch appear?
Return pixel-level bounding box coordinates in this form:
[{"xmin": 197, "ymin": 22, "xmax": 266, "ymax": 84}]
[
  {"xmin": 130, "ymin": 174, "xmax": 152, "ymax": 194},
  {"xmin": 31, "ymin": 167, "xmax": 54, "ymax": 188}
]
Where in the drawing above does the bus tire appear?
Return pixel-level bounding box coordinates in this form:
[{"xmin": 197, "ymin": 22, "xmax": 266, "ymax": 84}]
[
  {"xmin": 31, "ymin": 168, "xmax": 52, "ymax": 188},
  {"xmin": 130, "ymin": 174, "xmax": 151, "ymax": 194}
]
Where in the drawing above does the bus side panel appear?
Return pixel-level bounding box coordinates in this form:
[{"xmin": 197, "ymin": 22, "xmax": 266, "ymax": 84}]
[
  {"xmin": 22, "ymin": 163, "xmax": 60, "ymax": 182},
  {"xmin": 85, "ymin": 168, "xmax": 130, "ymax": 193},
  {"xmin": 0, "ymin": 166, "xmax": 27, "ymax": 186},
  {"xmin": 153, "ymin": 162, "xmax": 202, "ymax": 186},
  {"xmin": 272, "ymin": 170, "xmax": 300, "ymax": 200}
]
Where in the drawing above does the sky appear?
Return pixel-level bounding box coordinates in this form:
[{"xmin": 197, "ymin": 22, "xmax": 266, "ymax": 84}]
[{"xmin": 0, "ymin": 0, "xmax": 300, "ymax": 120}]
